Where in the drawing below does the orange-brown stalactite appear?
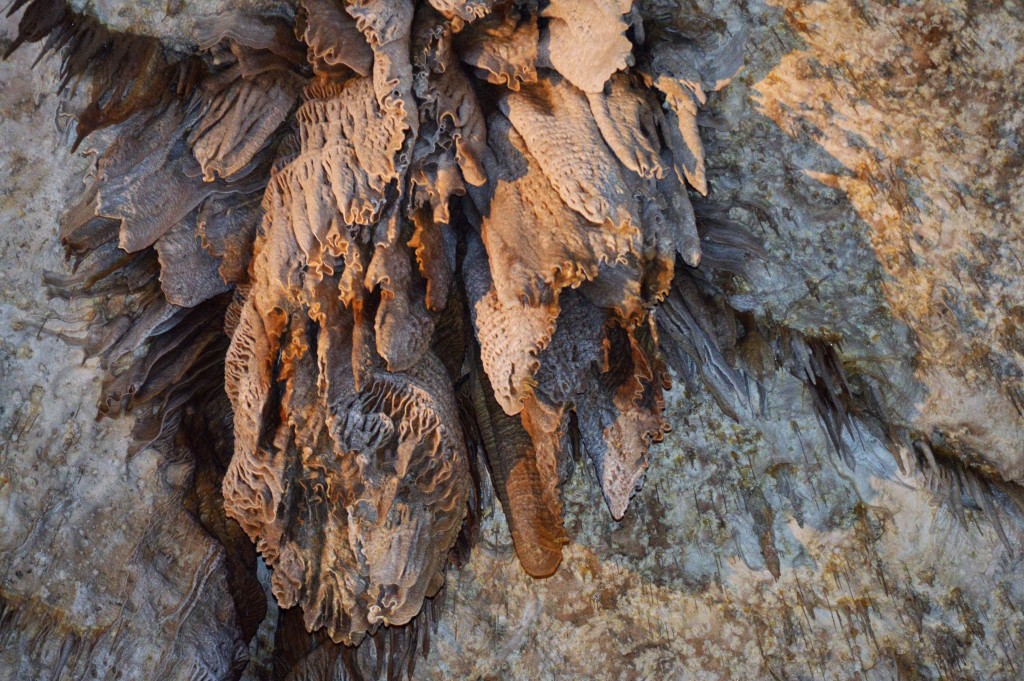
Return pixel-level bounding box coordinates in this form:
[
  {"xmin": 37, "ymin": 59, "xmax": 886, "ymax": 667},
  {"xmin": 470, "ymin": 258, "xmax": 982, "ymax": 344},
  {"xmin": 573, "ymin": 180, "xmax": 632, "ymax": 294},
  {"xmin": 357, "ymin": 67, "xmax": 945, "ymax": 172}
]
[{"xmin": 6, "ymin": 0, "xmax": 753, "ymax": 651}]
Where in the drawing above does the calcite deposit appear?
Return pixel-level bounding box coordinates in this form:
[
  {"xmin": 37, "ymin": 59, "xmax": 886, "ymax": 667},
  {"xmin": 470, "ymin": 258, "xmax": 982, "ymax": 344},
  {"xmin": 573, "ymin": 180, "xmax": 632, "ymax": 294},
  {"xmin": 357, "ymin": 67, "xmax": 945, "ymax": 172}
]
[{"xmin": 1, "ymin": 0, "xmax": 1023, "ymax": 679}]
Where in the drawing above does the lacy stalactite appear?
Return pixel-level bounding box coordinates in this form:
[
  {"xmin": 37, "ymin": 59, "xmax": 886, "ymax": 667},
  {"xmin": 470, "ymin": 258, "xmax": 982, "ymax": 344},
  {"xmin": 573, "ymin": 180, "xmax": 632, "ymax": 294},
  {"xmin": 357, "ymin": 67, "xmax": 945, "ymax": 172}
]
[{"xmin": 1, "ymin": 0, "xmax": 751, "ymax": 644}]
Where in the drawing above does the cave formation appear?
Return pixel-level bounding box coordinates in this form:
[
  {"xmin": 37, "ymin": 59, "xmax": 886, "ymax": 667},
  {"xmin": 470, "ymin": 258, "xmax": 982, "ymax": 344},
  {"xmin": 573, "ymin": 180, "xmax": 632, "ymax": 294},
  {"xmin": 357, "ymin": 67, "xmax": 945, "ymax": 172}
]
[{"xmin": 2, "ymin": 0, "xmax": 1024, "ymax": 679}]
